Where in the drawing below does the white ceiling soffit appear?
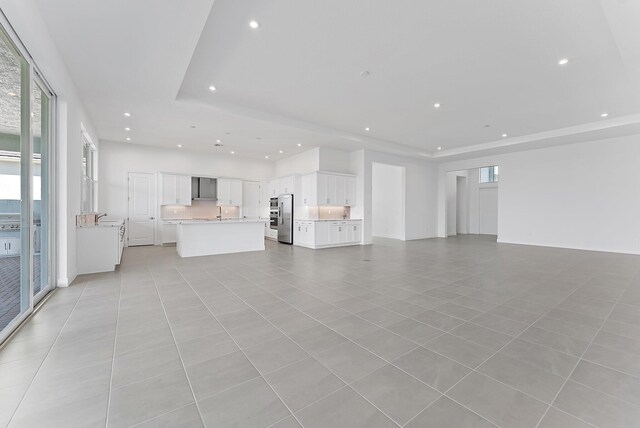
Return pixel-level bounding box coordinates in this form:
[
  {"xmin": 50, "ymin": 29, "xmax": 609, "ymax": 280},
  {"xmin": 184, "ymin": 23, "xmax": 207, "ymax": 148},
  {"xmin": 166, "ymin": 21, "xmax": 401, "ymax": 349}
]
[{"xmin": 32, "ymin": 0, "xmax": 640, "ymax": 160}]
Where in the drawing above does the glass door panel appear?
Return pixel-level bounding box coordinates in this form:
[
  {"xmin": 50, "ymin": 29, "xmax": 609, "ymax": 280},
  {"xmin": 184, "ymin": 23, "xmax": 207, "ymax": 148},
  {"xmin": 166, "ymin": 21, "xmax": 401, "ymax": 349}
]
[
  {"xmin": 32, "ymin": 82, "xmax": 51, "ymax": 300},
  {"xmin": 0, "ymin": 30, "xmax": 26, "ymax": 333}
]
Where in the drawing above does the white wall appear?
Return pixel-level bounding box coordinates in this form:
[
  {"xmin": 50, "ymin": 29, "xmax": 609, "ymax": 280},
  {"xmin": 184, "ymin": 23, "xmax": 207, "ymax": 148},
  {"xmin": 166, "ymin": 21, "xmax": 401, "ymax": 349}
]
[
  {"xmin": 1, "ymin": 0, "xmax": 100, "ymax": 286},
  {"xmin": 438, "ymin": 135, "xmax": 640, "ymax": 254},
  {"xmin": 99, "ymin": 141, "xmax": 274, "ymax": 240},
  {"xmin": 318, "ymin": 147, "xmax": 353, "ymax": 173},
  {"xmin": 352, "ymin": 149, "xmax": 438, "ymax": 244},
  {"xmin": 478, "ymin": 185, "xmax": 498, "ymax": 235},
  {"xmin": 372, "ymin": 163, "xmax": 405, "ymax": 239}
]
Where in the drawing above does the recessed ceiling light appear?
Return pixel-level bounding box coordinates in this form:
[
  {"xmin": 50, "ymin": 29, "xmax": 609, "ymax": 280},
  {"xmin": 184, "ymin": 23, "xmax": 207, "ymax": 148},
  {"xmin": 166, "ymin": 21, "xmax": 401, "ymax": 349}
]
[
  {"xmin": 365, "ymin": 127, "xmax": 370, "ymax": 131},
  {"xmin": 436, "ymin": 147, "xmax": 442, "ymax": 150},
  {"xmin": 125, "ymin": 137, "xmax": 131, "ymax": 141},
  {"xmin": 230, "ymin": 151, "xmax": 235, "ymax": 154},
  {"xmin": 208, "ymin": 85, "xmax": 216, "ymax": 92},
  {"xmin": 297, "ymin": 143, "xmax": 302, "ymax": 147},
  {"xmin": 434, "ymin": 103, "xmax": 441, "ymax": 108},
  {"xmin": 279, "ymin": 150, "xmax": 284, "ymax": 154},
  {"xmin": 249, "ymin": 20, "xmax": 259, "ymax": 29},
  {"xmin": 600, "ymin": 113, "xmax": 609, "ymax": 118},
  {"xmin": 558, "ymin": 58, "xmax": 569, "ymax": 66},
  {"xmin": 177, "ymin": 144, "xmax": 182, "ymax": 148},
  {"xmin": 502, "ymin": 133, "xmax": 507, "ymax": 138},
  {"xmin": 124, "ymin": 112, "xmax": 131, "ymax": 117},
  {"xmin": 265, "ymin": 155, "xmax": 269, "ymax": 159},
  {"xmin": 216, "ymin": 139, "xmax": 222, "ymax": 143},
  {"xmin": 125, "ymin": 127, "xmax": 131, "ymax": 131}
]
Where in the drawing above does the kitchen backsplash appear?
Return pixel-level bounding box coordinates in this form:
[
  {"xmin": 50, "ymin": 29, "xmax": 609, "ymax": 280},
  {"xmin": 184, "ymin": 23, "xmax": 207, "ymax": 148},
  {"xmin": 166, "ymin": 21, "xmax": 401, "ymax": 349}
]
[
  {"xmin": 308, "ymin": 206, "xmax": 351, "ymax": 220},
  {"xmin": 161, "ymin": 201, "xmax": 239, "ymax": 219}
]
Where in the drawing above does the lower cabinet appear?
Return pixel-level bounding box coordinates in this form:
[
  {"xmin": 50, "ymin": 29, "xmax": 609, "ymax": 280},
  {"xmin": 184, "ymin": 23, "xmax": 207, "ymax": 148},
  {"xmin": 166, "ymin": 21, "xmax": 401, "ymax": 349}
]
[
  {"xmin": 294, "ymin": 220, "xmax": 361, "ymax": 249},
  {"xmin": 161, "ymin": 222, "xmax": 177, "ymax": 244},
  {"xmin": 77, "ymin": 223, "xmax": 125, "ymax": 274}
]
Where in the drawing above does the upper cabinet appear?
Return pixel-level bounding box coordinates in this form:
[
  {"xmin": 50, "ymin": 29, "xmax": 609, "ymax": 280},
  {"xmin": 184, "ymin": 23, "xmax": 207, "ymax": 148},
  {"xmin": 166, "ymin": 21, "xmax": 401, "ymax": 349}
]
[
  {"xmin": 161, "ymin": 174, "xmax": 191, "ymax": 206},
  {"xmin": 268, "ymin": 175, "xmax": 297, "ymax": 197},
  {"xmin": 301, "ymin": 172, "xmax": 356, "ymax": 206},
  {"xmin": 218, "ymin": 178, "xmax": 243, "ymax": 206}
]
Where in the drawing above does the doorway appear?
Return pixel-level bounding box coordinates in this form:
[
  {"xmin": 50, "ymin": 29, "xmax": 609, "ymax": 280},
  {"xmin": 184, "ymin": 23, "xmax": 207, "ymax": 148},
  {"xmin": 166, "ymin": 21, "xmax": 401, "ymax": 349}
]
[
  {"xmin": 372, "ymin": 162, "xmax": 405, "ymax": 240},
  {"xmin": 127, "ymin": 172, "xmax": 156, "ymax": 246},
  {"xmin": 456, "ymin": 176, "xmax": 468, "ymax": 234}
]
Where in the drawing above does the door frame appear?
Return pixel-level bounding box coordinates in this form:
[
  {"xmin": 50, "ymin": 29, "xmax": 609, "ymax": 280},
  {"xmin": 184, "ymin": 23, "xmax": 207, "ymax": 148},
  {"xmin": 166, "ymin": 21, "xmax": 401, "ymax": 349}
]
[{"xmin": 127, "ymin": 171, "xmax": 157, "ymax": 247}]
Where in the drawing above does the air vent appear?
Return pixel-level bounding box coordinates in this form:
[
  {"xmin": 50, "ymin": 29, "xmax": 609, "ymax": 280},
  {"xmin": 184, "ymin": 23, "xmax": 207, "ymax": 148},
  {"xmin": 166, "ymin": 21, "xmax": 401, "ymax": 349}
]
[{"xmin": 214, "ymin": 143, "xmax": 223, "ymax": 147}]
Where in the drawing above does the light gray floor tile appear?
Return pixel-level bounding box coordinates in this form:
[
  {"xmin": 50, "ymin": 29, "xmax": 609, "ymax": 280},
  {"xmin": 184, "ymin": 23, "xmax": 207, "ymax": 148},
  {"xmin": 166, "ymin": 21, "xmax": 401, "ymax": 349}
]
[
  {"xmin": 537, "ymin": 407, "xmax": 595, "ymax": 428},
  {"xmin": 450, "ymin": 322, "xmax": 513, "ymax": 351},
  {"xmin": 424, "ymin": 334, "xmax": 494, "ymax": 368},
  {"xmin": 176, "ymin": 330, "xmax": 238, "ymax": 366},
  {"xmin": 583, "ymin": 343, "xmax": 640, "ymax": 377},
  {"xmin": 405, "ymin": 396, "xmax": 496, "ymax": 428},
  {"xmin": 411, "ymin": 310, "xmax": 465, "ymax": 331},
  {"xmin": 353, "ymin": 328, "xmax": 418, "ymax": 360},
  {"xmin": 198, "ymin": 377, "xmax": 290, "ymax": 428},
  {"xmin": 351, "ymin": 364, "xmax": 441, "ymax": 425},
  {"xmin": 355, "ymin": 307, "xmax": 407, "ymax": 328},
  {"xmin": 264, "ymin": 357, "xmax": 345, "ymax": 412},
  {"xmin": 386, "ymin": 318, "xmax": 443, "ymax": 344},
  {"xmin": 134, "ymin": 403, "xmax": 204, "ymax": 428},
  {"xmin": 112, "ymin": 343, "xmax": 182, "ymax": 388},
  {"xmin": 392, "ymin": 346, "xmax": 470, "ymax": 392},
  {"xmin": 448, "ymin": 372, "xmax": 548, "ymax": 428},
  {"xmin": 269, "ymin": 416, "xmax": 303, "ymax": 428},
  {"xmin": 325, "ymin": 315, "xmax": 380, "ymax": 340},
  {"xmin": 315, "ymin": 341, "xmax": 386, "ymax": 384},
  {"xmin": 186, "ymin": 350, "xmax": 260, "ymax": 400},
  {"xmin": 553, "ymin": 380, "xmax": 640, "ymax": 428},
  {"xmin": 289, "ymin": 325, "xmax": 347, "ymax": 355},
  {"xmin": 478, "ymin": 353, "xmax": 566, "ymax": 403},
  {"xmin": 433, "ymin": 302, "xmax": 482, "ymax": 321},
  {"xmin": 570, "ymin": 359, "xmax": 640, "ymax": 406},
  {"xmin": 107, "ymin": 369, "xmax": 193, "ymax": 428},
  {"xmin": 519, "ymin": 326, "xmax": 589, "ymax": 357},
  {"xmin": 471, "ymin": 313, "xmax": 530, "ymax": 336},
  {"xmin": 500, "ymin": 339, "xmax": 578, "ymax": 377},
  {"xmin": 244, "ymin": 336, "xmax": 308, "ymax": 374},
  {"xmin": 593, "ymin": 329, "xmax": 640, "ymax": 356},
  {"xmin": 295, "ymin": 386, "xmax": 397, "ymax": 428}
]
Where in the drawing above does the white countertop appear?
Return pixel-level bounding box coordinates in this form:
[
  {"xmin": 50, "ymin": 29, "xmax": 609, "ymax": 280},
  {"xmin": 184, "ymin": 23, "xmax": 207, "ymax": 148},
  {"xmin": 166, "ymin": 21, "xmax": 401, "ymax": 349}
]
[
  {"xmin": 78, "ymin": 218, "xmax": 125, "ymax": 228},
  {"xmin": 177, "ymin": 218, "xmax": 269, "ymax": 225},
  {"xmin": 294, "ymin": 219, "xmax": 363, "ymax": 222}
]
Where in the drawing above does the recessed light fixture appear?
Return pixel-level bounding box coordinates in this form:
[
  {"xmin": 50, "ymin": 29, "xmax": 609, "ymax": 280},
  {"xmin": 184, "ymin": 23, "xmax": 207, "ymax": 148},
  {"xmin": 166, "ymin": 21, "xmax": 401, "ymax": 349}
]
[
  {"xmin": 558, "ymin": 58, "xmax": 569, "ymax": 66},
  {"xmin": 208, "ymin": 85, "xmax": 216, "ymax": 92},
  {"xmin": 125, "ymin": 127, "xmax": 131, "ymax": 131},
  {"xmin": 124, "ymin": 112, "xmax": 131, "ymax": 117},
  {"xmin": 249, "ymin": 20, "xmax": 260, "ymax": 29},
  {"xmin": 230, "ymin": 151, "xmax": 235, "ymax": 154},
  {"xmin": 216, "ymin": 139, "xmax": 222, "ymax": 143},
  {"xmin": 265, "ymin": 155, "xmax": 269, "ymax": 159},
  {"xmin": 502, "ymin": 133, "xmax": 507, "ymax": 138},
  {"xmin": 436, "ymin": 147, "xmax": 442, "ymax": 150},
  {"xmin": 177, "ymin": 144, "xmax": 182, "ymax": 148},
  {"xmin": 365, "ymin": 127, "xmax": 371, "ymax": 131},
  {"xmin": 279, "ymin": 150, "xmax": 284, "ymax": 154},
  {"xmin": 297, "ymin": 143, "xmax": 302, "ymax": 147},
  {"xmin": 125, "ymin": 137, "xmax": 131, "ymax": 141},
  {"xmin": 434, "ymin": 103, "xmax": 441, "ymax": 108},
  {"xmin": 600, "ymin": 113, "xmax": 609, "ymax": 118}
]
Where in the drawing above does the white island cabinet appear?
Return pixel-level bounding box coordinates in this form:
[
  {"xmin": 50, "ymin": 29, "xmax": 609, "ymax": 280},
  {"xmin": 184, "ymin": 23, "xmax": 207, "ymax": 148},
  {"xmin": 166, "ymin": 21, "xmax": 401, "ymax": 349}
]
[{"xmin": 176, "ymin": 219, "xmax": 269, "ymax": 257}]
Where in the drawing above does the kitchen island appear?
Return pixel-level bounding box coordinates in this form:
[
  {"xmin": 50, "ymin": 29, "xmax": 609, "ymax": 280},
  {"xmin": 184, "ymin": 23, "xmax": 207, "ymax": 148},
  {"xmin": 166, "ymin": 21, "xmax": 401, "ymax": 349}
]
[{"xmin": 176, "ymin": 219, "xmax": 269, "ymax": 258}]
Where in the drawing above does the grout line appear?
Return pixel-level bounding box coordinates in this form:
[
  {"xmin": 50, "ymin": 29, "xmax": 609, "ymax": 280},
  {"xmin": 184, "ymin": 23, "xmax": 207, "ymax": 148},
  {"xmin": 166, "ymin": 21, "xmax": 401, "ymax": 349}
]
[
  {"xmin": 533, "ymin": 273, "xmax": 637, "ymax": 428},
  {"xmin": 104, "ymin": 269, "xmax": 124, "ymax": 427},
  {"xmin": 149, "ymin": 269, "xmax": 207, "ymax": 428},
  {"xmin": 6, "ymin": 283, "xmax": 89, "ymax": 427}
]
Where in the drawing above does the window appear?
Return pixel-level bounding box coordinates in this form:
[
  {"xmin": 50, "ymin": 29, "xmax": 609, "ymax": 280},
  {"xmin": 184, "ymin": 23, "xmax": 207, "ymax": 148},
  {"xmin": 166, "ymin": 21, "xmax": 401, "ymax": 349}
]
[
  {"xmin": 81, "ymin": 131, "xmax": 97, "ymax": 212},
  {"xmin": 479, "ymin": 165, "xmax": 499, "ymax": 183}
]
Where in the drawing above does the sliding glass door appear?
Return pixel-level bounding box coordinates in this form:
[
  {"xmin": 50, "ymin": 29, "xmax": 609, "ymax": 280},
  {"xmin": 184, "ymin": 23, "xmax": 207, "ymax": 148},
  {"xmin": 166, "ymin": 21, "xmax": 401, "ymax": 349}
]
[{"xmin": 0, "ymin": 20, "xmax": 55, "ymax": 343}]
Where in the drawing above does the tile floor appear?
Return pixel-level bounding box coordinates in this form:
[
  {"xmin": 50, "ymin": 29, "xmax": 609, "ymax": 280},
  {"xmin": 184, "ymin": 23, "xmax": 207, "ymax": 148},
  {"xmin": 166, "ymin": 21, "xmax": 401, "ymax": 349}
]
[{"xmin": 1, "ymin": 236, "xmax": 640, "ymax": 427}]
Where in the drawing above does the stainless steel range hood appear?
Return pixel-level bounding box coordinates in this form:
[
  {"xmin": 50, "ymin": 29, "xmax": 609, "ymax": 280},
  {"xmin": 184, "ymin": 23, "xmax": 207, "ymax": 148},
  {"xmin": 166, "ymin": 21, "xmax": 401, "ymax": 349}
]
[{"xmin": 191, "ymin": 177, "xmax": 217, "ymax": 201}]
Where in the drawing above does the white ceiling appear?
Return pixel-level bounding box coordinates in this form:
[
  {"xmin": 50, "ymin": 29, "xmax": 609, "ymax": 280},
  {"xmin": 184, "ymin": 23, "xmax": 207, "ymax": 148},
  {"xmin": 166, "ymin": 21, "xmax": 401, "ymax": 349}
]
[{"xmin": 31, "ymin": 0, "xmax": 640, "ymax": 160}]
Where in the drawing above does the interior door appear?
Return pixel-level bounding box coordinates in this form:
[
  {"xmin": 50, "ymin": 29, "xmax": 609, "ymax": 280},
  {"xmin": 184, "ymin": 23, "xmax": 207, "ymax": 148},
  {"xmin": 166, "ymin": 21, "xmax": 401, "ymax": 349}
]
[{"xmin": 128, "ymin": 172, "xmax": 156, "ymax": 246}]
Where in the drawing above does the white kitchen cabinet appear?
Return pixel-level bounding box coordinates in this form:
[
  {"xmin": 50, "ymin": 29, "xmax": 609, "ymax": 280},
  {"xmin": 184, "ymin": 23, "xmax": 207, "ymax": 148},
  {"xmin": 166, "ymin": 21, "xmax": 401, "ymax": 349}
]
[
  {"xmin": 268, "ymin": 175, "xmax": 297, "ymax": 197},
  {"xmin": 0, "ymin": 235, "xmax": 20, "ymax": 256},
  {"xmin": 294, "ymin": 219, "xmax": 361, "ymax": 249},
  {"xmin": 300, "ymin": 172, "xmax": 356, "ymax": 206},
  {"xmin": 268, "ymin": 179, "xmax": 279, "ymax": 197},
  {"xmin": 218, "ymin": 178, "xmax": 243, "ymax": 206},
  {"xmin": 161, "ymin": 222, "xmax": 177, "ymax": 244},
  {"xmin": 161, "ymin": 174, "xmax": 192, "ymax": 206},
  {"xmin": 77, "ymin": 222, "xmax": 125, "ymax": 274}
]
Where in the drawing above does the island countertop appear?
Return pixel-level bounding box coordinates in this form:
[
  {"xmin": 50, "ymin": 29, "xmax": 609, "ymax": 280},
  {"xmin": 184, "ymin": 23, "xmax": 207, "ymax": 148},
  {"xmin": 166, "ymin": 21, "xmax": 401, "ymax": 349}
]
[{"xmin": 177, "ymin": 218, "xmax": 269, "ymax": 225}]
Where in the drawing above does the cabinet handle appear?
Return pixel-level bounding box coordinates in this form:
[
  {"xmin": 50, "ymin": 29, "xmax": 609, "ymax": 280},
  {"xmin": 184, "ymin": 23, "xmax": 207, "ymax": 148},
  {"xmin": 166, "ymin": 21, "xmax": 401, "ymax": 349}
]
[{"xmin": 8, "ymin": 243, "xmax": 10, "ymax": 250}]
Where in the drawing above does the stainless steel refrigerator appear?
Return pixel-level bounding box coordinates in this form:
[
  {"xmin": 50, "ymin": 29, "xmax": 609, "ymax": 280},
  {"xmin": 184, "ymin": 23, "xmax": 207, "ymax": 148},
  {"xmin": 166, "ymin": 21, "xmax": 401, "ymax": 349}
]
[{"xmin": 277, "ymin": 194, "xmax": 293, "ymax": 244}]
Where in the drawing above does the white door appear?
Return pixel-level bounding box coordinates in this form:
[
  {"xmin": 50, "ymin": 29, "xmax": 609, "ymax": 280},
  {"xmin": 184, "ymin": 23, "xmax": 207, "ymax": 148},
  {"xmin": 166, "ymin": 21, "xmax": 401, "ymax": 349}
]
[
  {"xmin": 243, "ymin": 181, "xmax": 261, "ymax": 218},
  {"xmin": 479, "ymin": 187, "xmax": 498, "ymax": 235},
  {"xmin": 128, "ymin": 172, "xmax": 156, "ymax": 246}
]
